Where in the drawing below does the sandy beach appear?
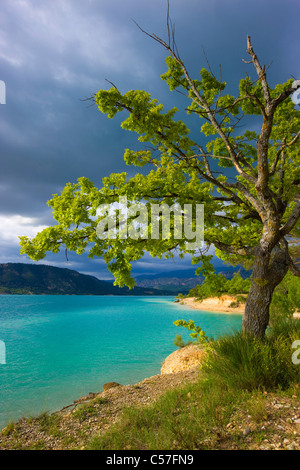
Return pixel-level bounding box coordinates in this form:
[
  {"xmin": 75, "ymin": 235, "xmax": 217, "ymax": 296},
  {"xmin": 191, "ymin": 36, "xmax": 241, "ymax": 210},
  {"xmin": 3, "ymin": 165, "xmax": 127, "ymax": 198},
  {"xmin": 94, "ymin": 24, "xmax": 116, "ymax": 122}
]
[
  {"xmin": 179, "ymin": 295, "xmax": 300, "ymax": 319},
  {"xmin": 179, "ymin": 295, "xmax": 245, "ymax": 314}
]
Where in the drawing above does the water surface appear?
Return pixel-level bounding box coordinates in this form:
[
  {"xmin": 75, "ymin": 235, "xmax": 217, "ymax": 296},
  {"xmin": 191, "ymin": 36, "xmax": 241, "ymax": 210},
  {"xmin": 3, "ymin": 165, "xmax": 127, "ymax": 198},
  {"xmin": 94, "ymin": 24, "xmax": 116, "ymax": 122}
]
[{"xmin": 0, "ymin": 295, "xmax": 242, "ymax": 429}]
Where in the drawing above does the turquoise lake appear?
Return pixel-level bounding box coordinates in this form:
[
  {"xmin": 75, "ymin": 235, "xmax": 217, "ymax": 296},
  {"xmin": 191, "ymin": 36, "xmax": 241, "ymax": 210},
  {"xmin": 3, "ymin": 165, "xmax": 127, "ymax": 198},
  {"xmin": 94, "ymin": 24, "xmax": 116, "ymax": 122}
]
[{"xmin": 0, "ymin": 295, "xmax": 242, "ymax": 430}]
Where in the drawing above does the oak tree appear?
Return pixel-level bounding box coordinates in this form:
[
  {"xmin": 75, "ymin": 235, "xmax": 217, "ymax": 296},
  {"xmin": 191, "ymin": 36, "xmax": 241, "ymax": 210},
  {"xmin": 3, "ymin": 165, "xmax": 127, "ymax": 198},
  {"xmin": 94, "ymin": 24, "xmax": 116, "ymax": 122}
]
[{"xmin": 20, "ymin": 25, "xmax": 300, "ymax": 339}]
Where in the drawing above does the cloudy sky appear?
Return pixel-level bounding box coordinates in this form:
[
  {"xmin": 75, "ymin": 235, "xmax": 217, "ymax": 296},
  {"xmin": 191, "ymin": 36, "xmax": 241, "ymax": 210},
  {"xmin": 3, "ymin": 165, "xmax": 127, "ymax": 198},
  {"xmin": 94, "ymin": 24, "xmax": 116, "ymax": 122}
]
[{"xmin": 0, "ymin": 0, "xmax": 299, "ymax": 280}]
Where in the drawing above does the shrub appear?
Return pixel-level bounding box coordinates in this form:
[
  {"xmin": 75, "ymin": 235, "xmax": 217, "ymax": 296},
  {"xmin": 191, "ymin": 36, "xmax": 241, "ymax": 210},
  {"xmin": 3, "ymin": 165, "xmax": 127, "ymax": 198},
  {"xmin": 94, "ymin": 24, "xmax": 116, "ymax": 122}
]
[
  {"xmin": 270, "ymin": 272, "xmax": 300, "ymax": 326},
  {"xmin": 173, "ymin": 319, "xmax": 211, "ymax": 349},
  {"xmin": 173, "ymin": 334, "xmax": 186, "ymax": 348},
  {"xmin": 186, "ymin": 272, "xmax": 251, "ymax": 301},
  {"xmin": 203, "ymin": 320, "xmax": 300, "ymax": 391}
]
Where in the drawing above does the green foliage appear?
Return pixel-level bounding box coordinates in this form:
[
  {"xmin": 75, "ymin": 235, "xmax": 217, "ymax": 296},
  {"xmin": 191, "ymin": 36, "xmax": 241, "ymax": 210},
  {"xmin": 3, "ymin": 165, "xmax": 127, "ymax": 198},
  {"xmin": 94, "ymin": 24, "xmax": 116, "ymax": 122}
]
[
  {"xmin": 226, "ymin": 273, "xmax": 251, "ymax": 294},
  {"xmin": 175, "ymin": 293, "xmax": 184, "ymax": 299},
  {"xmin": 173, "ymin": 319, "xmax": 209, "ymax": 343},
  {"xmin": 173, "ymin": 319, "xmax": 212, "ymax": 356},
  {"xmin": 173, "ymin": 334, "xmax": 187, "ymax": 348},
  {"xmin": 270, "ymin": 272, "xmax": 300, "ymax": 325},
  {"xmin": 18, "ymin": 37, "xmax": 300, "ymax": 294},
  {"xmin": 186, "ymin": 271, "xmax": 251, "ymax": 300}
]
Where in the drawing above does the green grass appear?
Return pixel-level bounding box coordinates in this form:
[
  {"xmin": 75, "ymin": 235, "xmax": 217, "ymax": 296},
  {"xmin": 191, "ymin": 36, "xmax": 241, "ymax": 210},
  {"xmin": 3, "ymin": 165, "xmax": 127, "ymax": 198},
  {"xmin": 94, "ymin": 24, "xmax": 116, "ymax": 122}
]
[
  {"xmin": 35, "ymin": 411, "xmax": 62, "ymax": 434},
  {"xmin": 1, "ymin": 318, "xmax": 299, "ymax": 451},
  {"xmin": 87, "ymin": 377, "xmax": 240, "ymax": 450},
  {"xmin": 72, "ymin": 397, "xmax": 107, "ymax": 422},
  {"xmin": 0, "ymin": 421, "xmax": 15, "ymax": 437},
  {"xmin": 87, "ymin": 377, "xmax": 300, "ymax": 451},
  {"xmin": 245, "ymin": 394, "xmax": 268, "ymax": 423},
  {"xmin": 86, "ymin": 319, "xmax": 300, "ymax": 450},
  {"xmin": 202, "ymin": 319, "xmax": 300, "ymax": 391}
]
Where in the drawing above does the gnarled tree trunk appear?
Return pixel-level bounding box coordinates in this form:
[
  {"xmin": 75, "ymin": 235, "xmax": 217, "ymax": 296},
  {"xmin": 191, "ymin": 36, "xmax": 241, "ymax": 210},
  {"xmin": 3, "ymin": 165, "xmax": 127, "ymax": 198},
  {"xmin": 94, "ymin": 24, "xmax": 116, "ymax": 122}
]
[{"xmin": 242, "ymin": 242, "xmax": 291, "ymax": 339}]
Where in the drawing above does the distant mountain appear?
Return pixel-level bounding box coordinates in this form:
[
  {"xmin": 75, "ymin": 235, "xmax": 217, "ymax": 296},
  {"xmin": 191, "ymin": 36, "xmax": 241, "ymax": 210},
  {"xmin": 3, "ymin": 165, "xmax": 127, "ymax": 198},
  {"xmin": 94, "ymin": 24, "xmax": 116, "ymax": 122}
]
[
  {"xmin": 134, "ymin": 266, "xmax": 251, "ymax": 295},
  {"xmin": 0, "ymin": 263, "xmax": 174, "ymax": 296}
]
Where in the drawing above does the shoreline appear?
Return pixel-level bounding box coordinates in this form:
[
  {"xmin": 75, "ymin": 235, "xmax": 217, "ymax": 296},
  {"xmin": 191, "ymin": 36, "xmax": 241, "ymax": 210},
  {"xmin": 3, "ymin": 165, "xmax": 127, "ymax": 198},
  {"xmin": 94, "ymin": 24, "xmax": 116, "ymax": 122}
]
[
  {"xmin": 1, "ymin": 296, "xmax": 299, "ymax": 443},
  {"xmin": 1, "ymin": 342, "xmax": 299, "ymax": 450},
  {"xmin": 178, "ymin": 295, "xmax": 244, "ymax": 314},
  {"xmin": 178, "ymin": 295, "xmax": 300, "ymax": 319}
]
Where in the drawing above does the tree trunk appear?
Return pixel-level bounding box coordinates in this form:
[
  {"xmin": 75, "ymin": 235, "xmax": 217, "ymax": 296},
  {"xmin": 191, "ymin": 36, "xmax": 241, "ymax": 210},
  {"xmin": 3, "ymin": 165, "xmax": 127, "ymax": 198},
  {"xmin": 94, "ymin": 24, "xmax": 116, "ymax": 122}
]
[{"xmin": 242, "ymin": 242, "xmax": 290, "ymax": 339}]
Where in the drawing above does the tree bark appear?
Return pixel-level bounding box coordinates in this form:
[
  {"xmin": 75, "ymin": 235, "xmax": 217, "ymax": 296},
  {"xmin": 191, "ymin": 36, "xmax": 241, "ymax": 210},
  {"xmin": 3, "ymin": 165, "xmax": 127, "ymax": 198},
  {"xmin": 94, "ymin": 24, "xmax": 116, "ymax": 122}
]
[{"xmin": 242, "ymin": 242, "xmax": 290, "ymax": 339}]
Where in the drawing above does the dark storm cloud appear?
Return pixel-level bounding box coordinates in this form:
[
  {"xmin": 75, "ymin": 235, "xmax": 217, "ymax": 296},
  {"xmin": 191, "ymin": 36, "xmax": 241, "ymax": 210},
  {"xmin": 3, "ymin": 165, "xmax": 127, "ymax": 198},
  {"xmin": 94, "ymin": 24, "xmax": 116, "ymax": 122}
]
[{"xmin": 0, "ymin": 0, "xmax": 299, "ymax": 277}]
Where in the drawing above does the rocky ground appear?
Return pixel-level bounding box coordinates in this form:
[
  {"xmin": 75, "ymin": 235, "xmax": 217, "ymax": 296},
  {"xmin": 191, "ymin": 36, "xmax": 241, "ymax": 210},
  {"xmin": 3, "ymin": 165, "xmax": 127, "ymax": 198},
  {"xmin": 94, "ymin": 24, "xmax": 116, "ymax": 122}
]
[
  {"xmin": 0, "ymin": 367, "xmax": 200, "ymax": 450},
  {"xmin": 0, "ymin": 346, "xmax": 299, "ymax": 451},
  {"xmin": 223, "ymin": 391, "xmax": 300, "ymax": 450}
]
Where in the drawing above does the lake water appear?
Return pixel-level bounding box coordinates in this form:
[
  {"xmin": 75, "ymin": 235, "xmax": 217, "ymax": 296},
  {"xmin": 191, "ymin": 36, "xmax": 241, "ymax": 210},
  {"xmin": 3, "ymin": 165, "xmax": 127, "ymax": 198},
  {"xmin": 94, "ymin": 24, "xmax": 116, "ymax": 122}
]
[{"xmin": 0, "ymin": 295, "xmax": 242, "ymax": 430}]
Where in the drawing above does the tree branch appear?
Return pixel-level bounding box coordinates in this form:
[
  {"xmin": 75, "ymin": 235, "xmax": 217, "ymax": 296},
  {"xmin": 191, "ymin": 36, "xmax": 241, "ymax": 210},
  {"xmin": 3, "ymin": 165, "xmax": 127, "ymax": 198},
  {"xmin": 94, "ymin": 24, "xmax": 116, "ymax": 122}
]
[
  {"xmin": 289, "ymin": 257, "xmax": 300, "ymax": 277},
  {"xmin": 213, "ymin": 239, "xmax": 257, "ymax": 256},
  {"xmin": 133, "ymin": 19, "xmax": 241, "ymax": 168},
  {"xmin": 280, "ymin": 200, "xmax": 300, "ymax": 237},
  {"xmin": 270, "ymin": 131, "xmax": 300, "ymax": 175},
  {"xmin": 246, "ymin": 35, "xmax": 271, "ymax": 107},
  {"xmin": 270, "ymin": 79, "xmax": 300, "ymax": 112}
]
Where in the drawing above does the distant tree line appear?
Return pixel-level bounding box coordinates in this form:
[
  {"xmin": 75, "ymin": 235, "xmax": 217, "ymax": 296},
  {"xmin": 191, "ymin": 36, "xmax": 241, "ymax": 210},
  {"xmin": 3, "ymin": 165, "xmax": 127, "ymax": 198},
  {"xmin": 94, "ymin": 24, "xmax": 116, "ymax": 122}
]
[
  {"xmin": 180, "ymin": 270, "xmax": 300, "ymax": 326},
  {"xmin": 184, "ymin": 272, "xmax": 251, "ymax": 300}
]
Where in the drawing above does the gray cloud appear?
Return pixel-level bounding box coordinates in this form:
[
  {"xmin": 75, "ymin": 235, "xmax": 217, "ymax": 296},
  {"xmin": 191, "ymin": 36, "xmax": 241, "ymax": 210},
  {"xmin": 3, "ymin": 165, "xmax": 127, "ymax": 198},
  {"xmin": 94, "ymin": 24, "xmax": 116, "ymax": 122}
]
[{"xmin": 0, "ymin": 0, "xmax": 299, "ymax": 278}]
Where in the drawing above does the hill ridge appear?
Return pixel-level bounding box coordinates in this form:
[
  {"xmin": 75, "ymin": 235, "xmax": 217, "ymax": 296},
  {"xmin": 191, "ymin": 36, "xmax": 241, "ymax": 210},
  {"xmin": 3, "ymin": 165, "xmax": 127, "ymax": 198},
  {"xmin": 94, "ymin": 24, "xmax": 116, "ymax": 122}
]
[{"xmin": 0, "ymin": 263, "xmax": 172, "ymax": 296}]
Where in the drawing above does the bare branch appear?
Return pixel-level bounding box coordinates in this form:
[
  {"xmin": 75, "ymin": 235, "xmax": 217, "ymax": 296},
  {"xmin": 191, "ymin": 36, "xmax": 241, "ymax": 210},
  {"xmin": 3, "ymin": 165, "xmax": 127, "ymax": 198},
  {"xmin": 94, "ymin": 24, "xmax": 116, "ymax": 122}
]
[
  {"xmin": 105, "ymin": 79, "xmax": 119, "ymax": 89},
  {"xmin": 166, "ymin": 0, "xmax": 171, "ymax": 47},
  {"xmin": 135, "ymin": 23, "xmax": 241, "ymax": 166},
  {"xmin": 246, "ymin": 35, "xmax": 271, "ymax": 107},
  {"xmin": 202, "ymin": 46, "xmax": 217, "ymax": 80}
]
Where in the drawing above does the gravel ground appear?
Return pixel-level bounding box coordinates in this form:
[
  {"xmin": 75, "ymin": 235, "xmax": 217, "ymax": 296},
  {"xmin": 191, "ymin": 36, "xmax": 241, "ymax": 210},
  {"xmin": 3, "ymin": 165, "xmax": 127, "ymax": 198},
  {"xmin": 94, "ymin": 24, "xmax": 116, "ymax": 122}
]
[
  {"xmin": 0, "ymin": 356, "xmax": 299, "ymax": 451},
  {"xmin": 0, "ymin": 367, "xmax": 200, "ymax": 450}
]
